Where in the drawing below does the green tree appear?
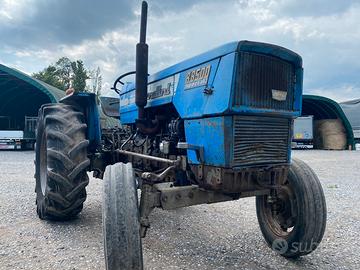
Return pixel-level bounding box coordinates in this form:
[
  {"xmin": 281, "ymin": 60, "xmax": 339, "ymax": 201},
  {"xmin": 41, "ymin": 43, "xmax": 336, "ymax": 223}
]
[
  {"xmin": 33, "ymin": 65, "xmax": 64, "ymax": 90},
  {"xmin": 55, "ymin": 57, "xmax": 72, "ymax": 89},
  {"xmin": 33, "ymin": 57, "xmax": 91, "ymax": 92},
  {"xmin": 71, "ymin": 60, "xmax": 89, "ymax": 92}
]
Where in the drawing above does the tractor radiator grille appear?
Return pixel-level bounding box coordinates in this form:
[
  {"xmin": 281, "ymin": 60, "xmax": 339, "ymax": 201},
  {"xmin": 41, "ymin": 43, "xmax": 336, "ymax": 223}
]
[
  {"xmin": 234, "ymin": 52, "xmax": 295, "ymax": 111},
  {"xmin": 232, "ymin": 116, "xmax": 290, "ymax": 167}
]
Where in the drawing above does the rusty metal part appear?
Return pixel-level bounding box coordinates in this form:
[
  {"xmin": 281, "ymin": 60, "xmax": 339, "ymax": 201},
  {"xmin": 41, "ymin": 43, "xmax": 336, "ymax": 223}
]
[
  {"xmin": 138, "ymin": 182, "xmax": 239, "ymax": 237},
  {"xmin": 190, "ymin": 164, "xmax": 289, "ymax": 194},
  {"xmin": 232, "ymin": 116, "xmax": 290, "ymax": 167},
  {"xmin": 139, "ymin": 184, "xmax": 160, "ymax": 238},
  {"xmin": 141, "ymin": 165, "xmax": 175, "ymax": 182},
  {"xmin": 177, "ymin": 142, "xmax": 204, "ymax": 163},
  {"xmin": 262, "ymin": 179, "xmax": 297, "ymax": 235},
  {"xmin": 117, "ymin": 149, "xmax": 180, "ymax": 165},
  {"xmin": 154, "ymin": 183, "xmax": 237, "ymax": 210}
]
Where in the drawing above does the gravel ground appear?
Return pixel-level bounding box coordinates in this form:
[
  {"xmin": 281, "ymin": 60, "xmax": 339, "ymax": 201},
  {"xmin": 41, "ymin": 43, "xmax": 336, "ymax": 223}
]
[{"xmin": 0, "ymin": 150, "xmax": 360, "ymax": 270}]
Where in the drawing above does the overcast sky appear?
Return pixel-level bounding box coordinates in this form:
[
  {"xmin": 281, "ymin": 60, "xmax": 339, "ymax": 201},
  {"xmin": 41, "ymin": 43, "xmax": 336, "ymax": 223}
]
[{"xmin": 1, "ymin": 0, "xmax": 359, "ymax": 101}]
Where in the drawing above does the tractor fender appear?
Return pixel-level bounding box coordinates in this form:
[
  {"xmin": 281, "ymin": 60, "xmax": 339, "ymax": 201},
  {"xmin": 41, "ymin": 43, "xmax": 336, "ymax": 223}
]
[{"xmin": 60, "ymin": 92, "xmax": 101, "ymax": 152}]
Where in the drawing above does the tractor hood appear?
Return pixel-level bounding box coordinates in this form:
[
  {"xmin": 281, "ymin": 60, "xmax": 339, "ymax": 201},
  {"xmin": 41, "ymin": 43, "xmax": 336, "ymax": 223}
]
[{"xmin": 119, "ymin": 40, "xmax": 303, "ymax": 124}]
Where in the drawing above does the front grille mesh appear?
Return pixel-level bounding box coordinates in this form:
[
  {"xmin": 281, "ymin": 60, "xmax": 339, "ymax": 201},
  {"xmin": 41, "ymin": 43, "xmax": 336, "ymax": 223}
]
[
  {"xmin": 232, "ymin": 116, "xmax": 290, "ymax": 167},
  {"xmin": 234, "ymin": 52, "xmax": 295, "ymax": 111}
]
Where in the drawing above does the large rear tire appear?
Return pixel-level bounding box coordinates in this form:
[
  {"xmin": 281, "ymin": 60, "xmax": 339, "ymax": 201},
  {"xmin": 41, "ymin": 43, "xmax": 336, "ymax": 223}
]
[
  {"xmin": 103, "ymin": 162, "xmax": 143, "ymax": 270},
  {"xmin": 35, "ymin": 103, "xmax": 90, "ymax": 220},
  {"xmin": 256, "ymin": 158, "xmax": 327, "ymax": 258}
]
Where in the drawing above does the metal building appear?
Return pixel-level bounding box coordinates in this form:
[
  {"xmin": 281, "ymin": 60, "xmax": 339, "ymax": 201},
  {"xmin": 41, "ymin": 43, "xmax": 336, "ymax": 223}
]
[
  {"xmin": 0, "ymin": 64, "xmax": 65, "ymax": 149},
  {"xmin": 340, "ymin": 98, "xmax": 360, "ymax": 143},
  {"xmin": 302, "ymin": 95, "xmax": 355, "ymax": 149},
  {"xmin": 0, "ymin": 64, "xmax": 65, "ymax": 129},
  {"xmin": 0, "ymin": 63, "xmax": 118, "ymax": 149}
]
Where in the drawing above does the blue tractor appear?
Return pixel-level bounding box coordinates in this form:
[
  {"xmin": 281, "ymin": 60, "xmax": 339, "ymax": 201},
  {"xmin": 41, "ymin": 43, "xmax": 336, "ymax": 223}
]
[{"xmin": 35, "ymin": 2, "xmax": 326, "ymax": 269}]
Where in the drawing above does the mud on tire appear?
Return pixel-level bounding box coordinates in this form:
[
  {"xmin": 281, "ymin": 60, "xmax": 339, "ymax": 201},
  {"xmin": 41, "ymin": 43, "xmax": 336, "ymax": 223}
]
[{"xmin": 35, "ymin": 103, "xmax": 90, "ymax": 220}]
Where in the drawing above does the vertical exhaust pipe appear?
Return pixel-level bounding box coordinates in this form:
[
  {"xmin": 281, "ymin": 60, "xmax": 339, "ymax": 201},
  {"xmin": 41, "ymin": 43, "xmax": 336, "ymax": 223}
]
[{"xmin": 136, "ymin": 1, "xmax": 148, "ymax": 120}]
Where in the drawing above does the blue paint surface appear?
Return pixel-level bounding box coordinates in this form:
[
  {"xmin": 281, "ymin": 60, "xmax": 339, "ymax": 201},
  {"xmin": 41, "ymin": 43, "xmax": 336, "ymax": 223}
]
[
  {"xmin": 117, "ymin": 40, "xmax": 303, "ymax": 167},
  {"xmin": 173, "ymin": 58, "xmax": 220, "ymax": 118},
  {"xmin": 119, "ymin": 40, "xmax": 303, "ymax": 124},
  {"xmin": 185, "ymin": 116, "xmax": 233, "ymax": 166}
]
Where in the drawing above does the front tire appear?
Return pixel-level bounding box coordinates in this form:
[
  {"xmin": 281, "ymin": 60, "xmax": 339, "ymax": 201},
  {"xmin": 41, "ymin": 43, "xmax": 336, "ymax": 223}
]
[
  {"xmin": 35, "ymin": 103, "xmax": 90, "ymax": 220},
  {"xmin": 256, "ymin": 158, "xmax": 327, "ymax": 258},
  {"xmin": 103, "ymin": 163, "xmax": 143, "ymax": 270}
]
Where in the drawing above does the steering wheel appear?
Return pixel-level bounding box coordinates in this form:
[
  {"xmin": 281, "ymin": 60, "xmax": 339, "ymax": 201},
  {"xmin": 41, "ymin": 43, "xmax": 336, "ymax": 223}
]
[{"xmin": 111, "ymin": 71, "xmax": 136, "ymax": 94}]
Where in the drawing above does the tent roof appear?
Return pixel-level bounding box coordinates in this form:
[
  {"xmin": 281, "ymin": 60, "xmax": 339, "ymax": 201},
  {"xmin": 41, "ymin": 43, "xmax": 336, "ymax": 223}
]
[
  {"xmin": 302, "ymin": 94, "xmax": 355, "ymax": 149},
  {"xmin": 0, "ymin": 63, "xmax": 64, "ymax": 104}
]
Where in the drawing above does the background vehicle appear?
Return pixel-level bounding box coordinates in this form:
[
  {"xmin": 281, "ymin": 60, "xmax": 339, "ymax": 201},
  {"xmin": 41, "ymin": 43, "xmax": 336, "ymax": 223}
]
[
  {"xmin": 0, "ymin": 115, "xmax": 37, "ymax": 150},
  {"xmin": 292, "ymin": 116, "xmax": 313, "ymax": 148},
  {"xmin": 34, "ymin": 2, "xmax": 327, "ymax": 269},
  {"xmin": 340, "ymin": 98, "xmax": 360, "ymax": 143}
]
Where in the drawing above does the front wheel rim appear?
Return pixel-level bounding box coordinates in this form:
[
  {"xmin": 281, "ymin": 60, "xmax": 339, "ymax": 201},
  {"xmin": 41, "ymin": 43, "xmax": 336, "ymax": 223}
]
[{"xmin": 262, "ymin": 180, "xmax": 298, "ymax": 237}]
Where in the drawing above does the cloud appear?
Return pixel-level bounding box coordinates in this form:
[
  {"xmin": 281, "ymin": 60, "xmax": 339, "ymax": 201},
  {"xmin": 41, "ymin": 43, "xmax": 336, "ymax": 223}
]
[
  {"xmin": 273, "ymin": 0, "xmax": 355, "ymax": 17},
  {"xmin": 0, "ymin": 0, "xmax": 33, "ymax": 23},
  {"xmin": 309, "ymin": 85, "xmax": 360, "ymax": 102},
  {"xmin": 147, "ymin": 0, "xmax": 237, "ymax": 16},
  {"xmin": 0, "ymin": 0, "xmax": 136, "ymax": 49},
  {"xmin": 1, "ymin": 0, "xmax": 360, "ymax": 102},
  {"xmin": 253, "ymin": 4, "xmax": 360, "ymax": 95}
]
